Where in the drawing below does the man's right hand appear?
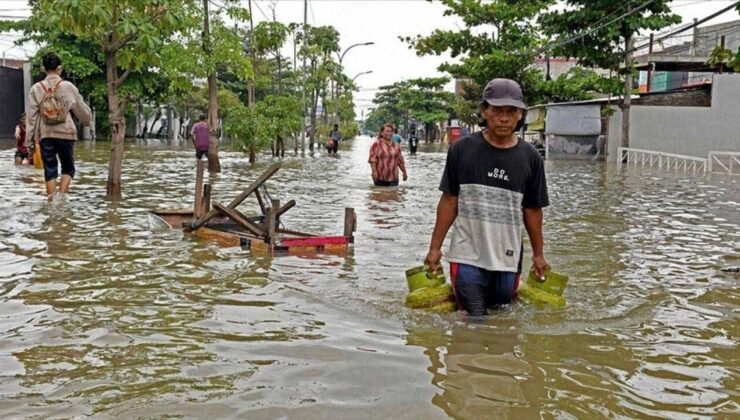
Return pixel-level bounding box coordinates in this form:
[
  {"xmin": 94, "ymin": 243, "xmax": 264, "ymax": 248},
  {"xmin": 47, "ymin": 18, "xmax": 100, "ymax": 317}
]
[
  {"xmin": 425, "ymin": 248, "xmax": 443, "ymax": 273},
  {"xmin": 371, "ymin": 171, "xmax": 378, "ymax": 180}
]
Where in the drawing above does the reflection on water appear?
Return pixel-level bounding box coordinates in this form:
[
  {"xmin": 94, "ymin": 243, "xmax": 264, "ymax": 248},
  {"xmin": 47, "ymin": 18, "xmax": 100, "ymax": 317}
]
[{"xmin": 0, "ymin": 137, "xmax": 737, "ymax": 417}]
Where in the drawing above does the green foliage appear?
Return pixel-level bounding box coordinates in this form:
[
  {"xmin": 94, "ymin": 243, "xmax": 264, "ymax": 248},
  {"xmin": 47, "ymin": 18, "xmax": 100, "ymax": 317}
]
[
  {"xmin": 404, "ymin": 0, "xmax": 553, "ymax": 106},
  {"xmin": 539, "ymin": 0, "xmax": 681, "ymax": 71},
  {"xmin": 255, "ymin": 95, "xmax": 303, "ymax": 140},
  {"xmin": 26, "ymin": 0, "xmax": 201, "ymax": 72},
  {"xmin": 216, "ymin": 88, "xmax": 244, "ymax": 120},
  {"xmin": 706, "ymin": 46, "xmax": 740, "ymax": 72},
  {"xmin": 537, "ymin": 67, "xmax": 621, "ymax": 103},
  {"xmin": 224, "ymin": 103, "xmax": 271, "ymax": 154},
  {"xmin": 339, "ymin": 122, "xmax": 358, "ymax": 140},
  {"xmin": 366, "ymin": 77, "xmax": 453, "ymax": 131},
  {"xmin": 225, "ymin": 94, "xmax": 302, "ymax": 154},
  {"xmin": 401, "ymin": 77, "xmax": 454, "ymax": 125},
  {"xmin": 253, "ymin": 21, "xmax": 289, "ymax": 57}
]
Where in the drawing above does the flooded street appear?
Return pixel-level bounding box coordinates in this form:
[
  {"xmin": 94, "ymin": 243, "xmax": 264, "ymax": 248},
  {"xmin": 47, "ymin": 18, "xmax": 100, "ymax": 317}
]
[{"xmin": 0, "ymin": 136, "xmax": 737, "ymax": 418}]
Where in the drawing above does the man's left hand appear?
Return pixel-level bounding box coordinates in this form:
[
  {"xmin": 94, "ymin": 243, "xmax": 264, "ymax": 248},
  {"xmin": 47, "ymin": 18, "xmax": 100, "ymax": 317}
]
[{"xmin": 531, "ymin": 255, "xmax": 548, "ymax": 281}]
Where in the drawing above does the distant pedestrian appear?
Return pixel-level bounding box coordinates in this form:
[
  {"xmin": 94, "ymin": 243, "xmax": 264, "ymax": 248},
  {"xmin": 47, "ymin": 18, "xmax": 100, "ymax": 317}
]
[
  {"xmin": 409, "ymin": 129, "xmax": 419, "ymax": 155},
  {"xmin": 368, "ymin": 123, "xmax": 407, "ymax": 186},
  {"xmin": 14, "ymin": 113, "xmax": 28, "ymax": 165},
  {"xmin": 26, "ymin": 52, "xmax": 91, "ymax": 200},
  {"xmin": 327, "ymin": 123, "xmax": 340, "ymax": 156},
  {"xmin": 392, "ymin": 127, "xmax": 402, "ymax": 144},
  {"xmin": 191, "ymin": 114, "xmax": 209, "ymax": 160}
]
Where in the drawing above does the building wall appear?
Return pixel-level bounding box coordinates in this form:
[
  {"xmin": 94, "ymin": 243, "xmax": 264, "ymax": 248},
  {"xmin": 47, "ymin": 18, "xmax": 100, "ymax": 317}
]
[
  {"xmin": 634, "ymin": 87, "xmax": 711, "ymax": 107},
  {"xmin": 0, "ymin": 66, "xmax": 24, "ymax": 138},
  {"xmin": 607, "ymin": 74, "xmax": 740, "ymax": 161},
  {"xmin": 695, "ymin": 20, "xmax": 740, "ymax": 55}
]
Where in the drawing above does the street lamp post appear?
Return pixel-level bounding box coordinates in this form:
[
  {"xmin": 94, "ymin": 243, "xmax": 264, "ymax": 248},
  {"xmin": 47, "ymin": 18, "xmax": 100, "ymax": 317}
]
[
  {"xmin": 338, "ymin": 42, "xmax": 374, "ymax": 65},
  {"xmin": 351, "ymin": 70, "xmax": 373, "ymax": 83}
]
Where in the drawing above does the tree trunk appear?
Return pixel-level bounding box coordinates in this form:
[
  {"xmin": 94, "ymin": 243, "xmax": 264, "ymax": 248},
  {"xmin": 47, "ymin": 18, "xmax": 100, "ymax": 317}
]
[
  {"xmin": 105, "ymin": 51, "xmax": 125, "ymax": 201},
  {"xmin": 309, "ymin": 88, "xmax": 318, "ymax": 152},
  {"xmin": 148, "ymin": 107, "xmax": 160, "ymax": 137},
  {"xmin": 621, "ymin": 33, "xmax": 633, "ymax": 150},
  {"xmin": 203, "ymin": 0, "xmax": 221, "ymax": 172}
]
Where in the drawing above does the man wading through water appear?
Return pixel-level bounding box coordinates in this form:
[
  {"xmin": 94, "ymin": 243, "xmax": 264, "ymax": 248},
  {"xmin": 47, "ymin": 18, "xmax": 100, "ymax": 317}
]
[{"xmin": 425, "ymin": 78, "xmax": 549, "ymax": 317}]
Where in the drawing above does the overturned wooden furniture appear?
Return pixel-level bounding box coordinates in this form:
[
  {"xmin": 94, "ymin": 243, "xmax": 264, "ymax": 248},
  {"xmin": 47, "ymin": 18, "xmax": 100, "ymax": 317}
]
[{"xmin": 151, "ymin": 161, "xmax": 357, "ymax": 254}]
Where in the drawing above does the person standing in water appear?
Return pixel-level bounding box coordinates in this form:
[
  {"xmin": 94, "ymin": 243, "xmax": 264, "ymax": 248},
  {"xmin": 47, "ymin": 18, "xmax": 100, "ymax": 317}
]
[
  {"xmin": 191, "ymin": 114, "xmax": 210, "ymax": 160},
  {"xmin": 14, "ymin": 113, "xmax": 28, "ymax": 165},
  {"xmin": 369, "ymin": 123, "xmax": 408, "ymax": 186},
  {"xmin": 408, "ymin": 129, "xmax": 419, "ymax": 155},
  {"xmin": 327, "ymin": 123, "xmax": 341, "ymax": 156},
  {"xmin": 26, "ymin": 52, "xmax": 91, "ymax": 200},
  {"xmin": 425, "ymin": 79, "xmax": 549, "ymax": 317}
]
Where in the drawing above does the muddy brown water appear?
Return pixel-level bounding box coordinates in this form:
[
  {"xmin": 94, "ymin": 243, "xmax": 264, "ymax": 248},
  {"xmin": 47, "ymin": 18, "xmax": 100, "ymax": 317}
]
[{"xmin": 0, "ymin": 136, "xmax": 737, "ymax": 418}]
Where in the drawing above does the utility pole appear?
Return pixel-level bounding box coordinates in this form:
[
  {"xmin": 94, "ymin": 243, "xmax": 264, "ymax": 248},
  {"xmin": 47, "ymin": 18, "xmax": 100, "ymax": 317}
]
[
  {"xmin": 247, "ymin": 0, "xmax": 256, "ymax": 163},
  {"xmin": 300, "ymin": 0, "xmax": 307, "ymax": 155},
  {"xmin": 621, "ymin": 33, "xmax": 633, "ymax": 150},
  {"xmin": 646, "ymin": 33, "xmax": 653, "ymax": 93},
  {"xmin": 202, "ymin": 0, "xmax": 221, "ymax": 172}
]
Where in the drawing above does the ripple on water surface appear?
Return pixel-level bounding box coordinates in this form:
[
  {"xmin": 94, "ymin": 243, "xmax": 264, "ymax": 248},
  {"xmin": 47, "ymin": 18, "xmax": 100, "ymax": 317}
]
[{"xmin": 0, "ymin": 139, "xmax": 737, "ymax": 417}]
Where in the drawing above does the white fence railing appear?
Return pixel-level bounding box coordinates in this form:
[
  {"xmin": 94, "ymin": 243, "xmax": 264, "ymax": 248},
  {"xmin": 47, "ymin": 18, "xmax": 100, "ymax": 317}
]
[
  {"xmin": 708, "ymin": 152, "xmax": 740, "ymax": 175},
  {"xmin": 618, "ymin": 147, "xmax": 708, "ymax": 175}
]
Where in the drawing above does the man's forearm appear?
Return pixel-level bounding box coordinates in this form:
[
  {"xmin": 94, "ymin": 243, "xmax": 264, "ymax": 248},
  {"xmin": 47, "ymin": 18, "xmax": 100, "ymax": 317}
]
[
  {"xmin": 430, "ymin": 193, "xmax": 458, "ymax": 250},
  {"xmin": 523, "ymin": 207, "xmax": 544, "ymax": 256}
]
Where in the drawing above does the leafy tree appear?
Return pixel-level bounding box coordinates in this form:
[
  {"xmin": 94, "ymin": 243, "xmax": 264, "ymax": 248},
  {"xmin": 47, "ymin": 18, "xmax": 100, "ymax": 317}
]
[
  {"xmin": 255, "ymin": 95, "xmax": 302, "ymax": 157},
  {"xmin": 224, "ymin": 94, "xmax": 301, "ymax": 157},
  {"xmin": 366, "ymin": 77, "xmax": 453, "ymax": 142},
  {"xmin": 539, "ymin": 0, "xmax": 680, "ymax": 147},
  {"xmin": 403, "ymin": 0, "xmax": 553, "ymax": 106},
  {"xmin": 253, "ymin": 21, "xmax": 290, "ymax": 95},
  {"xmin": 299, "ymin": 24, "xmax": 340, "ymax": 151},
  {"xmin": 537, "ymin": 67, "xmax": 621, "ymax": 103},
  {"xmin": 399, "ymin": 77, "xmax": 454, "ymax": 142},
  {"xmin": 20, "ymin": 0, "xmax": 201, "ymax": 200}
]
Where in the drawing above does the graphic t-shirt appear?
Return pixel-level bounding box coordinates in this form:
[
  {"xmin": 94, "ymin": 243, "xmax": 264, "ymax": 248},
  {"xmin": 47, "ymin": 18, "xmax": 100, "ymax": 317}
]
[
  {"xmin": 409, "ymin": 136, "xmax": 419, "ymax": 147},
  {"xmin": 369, "ymin": 138, "xmax": 405, "ymax": 182},
  {"xmin": 439, "ymin": 132, "xmax": 549, "ymax": 272}
]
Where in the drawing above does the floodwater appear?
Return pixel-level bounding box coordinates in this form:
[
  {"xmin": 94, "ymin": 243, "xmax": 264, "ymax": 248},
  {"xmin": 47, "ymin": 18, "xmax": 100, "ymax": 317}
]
[{"xmin": 0, "ymin": 136, "xmax": 737, "ymax": 418}]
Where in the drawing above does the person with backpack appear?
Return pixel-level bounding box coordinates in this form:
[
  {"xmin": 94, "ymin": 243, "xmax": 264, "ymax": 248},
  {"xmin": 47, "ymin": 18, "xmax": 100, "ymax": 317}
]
[{"xmin": 26, "ymin": 52, "xmax": 91, "ymax": 200}]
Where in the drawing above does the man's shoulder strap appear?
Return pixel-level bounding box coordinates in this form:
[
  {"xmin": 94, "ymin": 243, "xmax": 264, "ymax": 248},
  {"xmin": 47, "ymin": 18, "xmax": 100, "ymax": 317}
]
[{"xmin": 40, "ymin": 79, "xmax": 64, "ymax": 94}]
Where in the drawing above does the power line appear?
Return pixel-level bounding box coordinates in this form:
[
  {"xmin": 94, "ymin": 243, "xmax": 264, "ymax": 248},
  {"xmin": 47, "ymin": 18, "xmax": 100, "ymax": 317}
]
[
  {"xmin": 308, "ymin": 0, "xmax": 316, "ymax": 24},
  {"xmin": 251, "ymin": 0, "xmax": 271, "ymax": 21},
  {"xmin": 629, "ymin": 1, "xmax": 740, "ymax": 54},
  {"xmin": 533, "ymin": 0, "xmax": 657, "ymax": 56}
]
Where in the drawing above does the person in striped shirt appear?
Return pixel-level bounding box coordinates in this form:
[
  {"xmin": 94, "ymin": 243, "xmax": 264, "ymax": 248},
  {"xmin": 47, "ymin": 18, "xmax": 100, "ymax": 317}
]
[{"xmin": 368, "ymin": 123, "xmax": 408, "ymax": 187}]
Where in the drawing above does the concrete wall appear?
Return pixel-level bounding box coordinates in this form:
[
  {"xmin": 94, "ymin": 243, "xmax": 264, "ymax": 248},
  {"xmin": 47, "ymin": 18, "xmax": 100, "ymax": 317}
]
[{"xmin": 608, "ymin": 74, "xmax": 740, "ymax": 161}]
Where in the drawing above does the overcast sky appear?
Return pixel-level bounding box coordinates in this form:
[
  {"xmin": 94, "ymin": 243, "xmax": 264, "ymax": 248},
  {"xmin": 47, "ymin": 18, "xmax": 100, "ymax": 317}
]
[{"xmin": 1, "ymin": 0, "xmax": 739, "ymax": 116}]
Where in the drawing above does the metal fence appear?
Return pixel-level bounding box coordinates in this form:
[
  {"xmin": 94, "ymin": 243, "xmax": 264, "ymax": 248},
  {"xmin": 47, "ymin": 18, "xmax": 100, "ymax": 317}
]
[
  {"xmin": 708, "ymin": 152, "xmax": 740, "ymax": 175},
  {"xmin": 618, "ymin": 147, "xmax": 708, "ymax": 175}
]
